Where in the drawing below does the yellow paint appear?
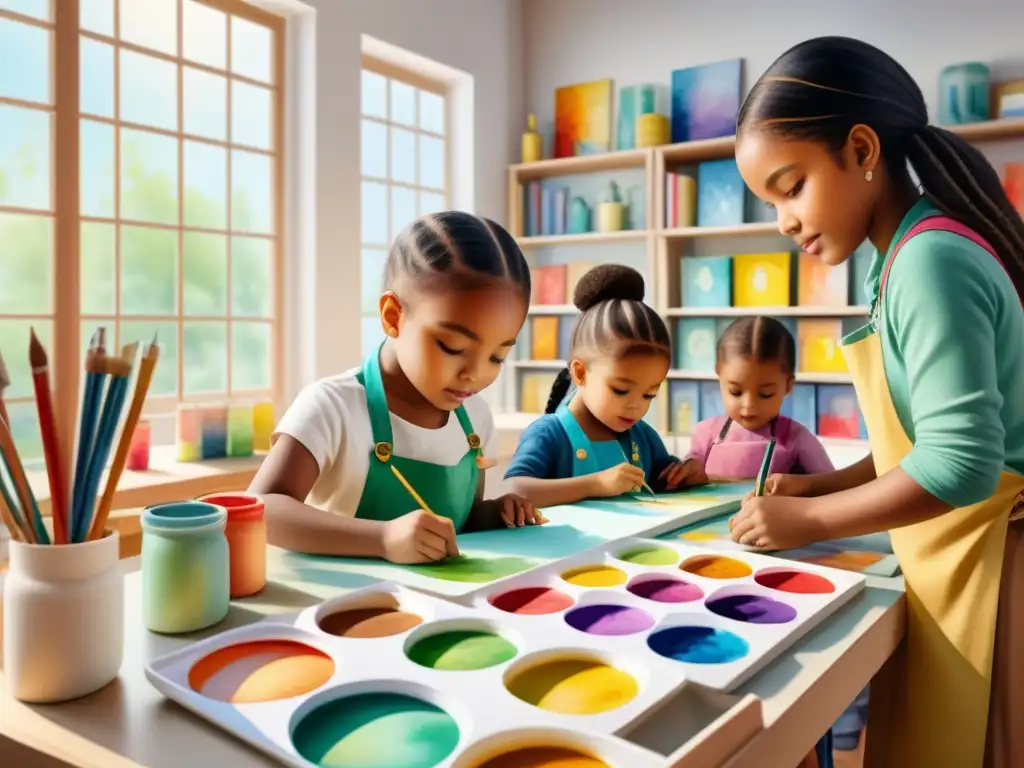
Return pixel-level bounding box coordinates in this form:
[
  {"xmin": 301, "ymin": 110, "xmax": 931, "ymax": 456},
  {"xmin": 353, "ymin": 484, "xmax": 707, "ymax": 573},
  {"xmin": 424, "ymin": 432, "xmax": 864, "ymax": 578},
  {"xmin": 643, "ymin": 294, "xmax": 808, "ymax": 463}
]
[
  {"xmin": 506, "ymin": 659, "xmax": 638, "ymax": 715},
  {"xmin": 561, "ymin": 564, "xmax": 627, "ymax": 587},
  {"xmin": 681, "ymin": 531, "xmax": 719, "ymax": 542},
  {"xmin": 188, "ymin": 640, "xmax": 335, "ymax": 703},
  {"xmin": 680, "ymin": 554, "xmax": 752, "ymax": 579}
]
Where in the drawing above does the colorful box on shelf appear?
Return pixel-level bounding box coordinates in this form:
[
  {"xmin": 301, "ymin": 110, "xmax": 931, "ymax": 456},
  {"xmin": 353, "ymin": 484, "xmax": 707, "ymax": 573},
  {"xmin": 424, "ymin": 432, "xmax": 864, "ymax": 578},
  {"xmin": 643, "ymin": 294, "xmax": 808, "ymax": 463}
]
[
  {"xmin": 669, "ymin": 379, "xmax": 701, "ymax": 433},
  {"xmin": 676, "ymin": 318, "xmax": 718, "ymax": 372},
  {"xmin": 531, "ymin": 265, "xmax": 567, "ymax": 304},
  {"xmin": 227, "ymin": 404, "xmax": 255, "ymax": 458},
  {"xmin": 733, "ymin": 253, "xmax": 792, "ymax": 307},
  {"xmin": 530, "ymin": 316, "xmax": 560, "ymax": 360},
  {"xmin": 681, "ymin": 255, "xmax": 732, "ymax": 308},
  {"xmin": 253, "ymin": 400, "xmax": 274, "ymax": 452},
  {"xmin": 797, "ymin": 254, "xmax": 849, "ymax": 306},
  {"xmin": 519, "ymin": 370, "xmax": 558, "ymax": 414},
  {"xmin": 201, "ymin": 406, "xmax": 229, "ymax": 460},
  {"xmin": 178, "ymin": 402, "xmax": 270, "ymax": 462},
  {"xmin": 697, "ymin": 159, "xmax": 745, "ymax": 227},
  {"xmin": 817, "ymin": 385, "xmax": 861, "ymax": 439},
  {"xmin": 797, "ymin": 320, "xmax": 847, "ymax": 374},
  {"xmin": 665, "ymin": 171, "xmax": 697, "ymax": 227}
]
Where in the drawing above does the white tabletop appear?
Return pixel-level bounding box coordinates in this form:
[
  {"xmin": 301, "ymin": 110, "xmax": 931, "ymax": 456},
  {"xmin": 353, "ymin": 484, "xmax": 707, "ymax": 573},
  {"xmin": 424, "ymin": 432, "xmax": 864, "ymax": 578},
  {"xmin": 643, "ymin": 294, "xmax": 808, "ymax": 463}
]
[{"xmin": 1, "ymin": 547, "xmax": 904, "ymax": 768}]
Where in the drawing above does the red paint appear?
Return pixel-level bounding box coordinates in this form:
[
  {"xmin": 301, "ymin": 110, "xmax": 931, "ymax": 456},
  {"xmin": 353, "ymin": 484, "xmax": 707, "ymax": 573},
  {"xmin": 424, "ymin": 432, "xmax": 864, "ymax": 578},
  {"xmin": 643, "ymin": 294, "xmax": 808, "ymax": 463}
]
[
  {"xmin": 755, "ymin": 569, "xmax": 835, "ymax": 595},
  {"xmin": 489, "ymin": 586, "xmax": 574, "ymax": 615}
]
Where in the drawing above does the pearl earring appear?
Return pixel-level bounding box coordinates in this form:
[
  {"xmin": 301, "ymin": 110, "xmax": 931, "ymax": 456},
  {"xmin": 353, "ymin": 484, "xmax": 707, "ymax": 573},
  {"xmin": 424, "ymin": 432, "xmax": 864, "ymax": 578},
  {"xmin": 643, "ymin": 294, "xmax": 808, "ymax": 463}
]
[{"xmin": 865, "ymin": 170, "xmax": 873, "ymax": 182}]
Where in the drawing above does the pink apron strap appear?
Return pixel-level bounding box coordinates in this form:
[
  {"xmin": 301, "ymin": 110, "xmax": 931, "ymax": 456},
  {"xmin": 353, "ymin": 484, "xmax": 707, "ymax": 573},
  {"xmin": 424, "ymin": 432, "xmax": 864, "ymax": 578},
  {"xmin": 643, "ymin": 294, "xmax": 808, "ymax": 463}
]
[{"xmin": 879, "ymin": 214, "xmax": 1006, "ymax": 298}]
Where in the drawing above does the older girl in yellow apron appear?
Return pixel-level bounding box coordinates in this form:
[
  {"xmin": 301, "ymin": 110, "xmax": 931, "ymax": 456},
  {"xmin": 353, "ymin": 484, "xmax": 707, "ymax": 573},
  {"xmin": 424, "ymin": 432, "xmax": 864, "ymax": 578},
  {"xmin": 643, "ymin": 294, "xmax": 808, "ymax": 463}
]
[{"xmin": 730, "ymin": 37, "xmax": 1024, "ymax": 767}]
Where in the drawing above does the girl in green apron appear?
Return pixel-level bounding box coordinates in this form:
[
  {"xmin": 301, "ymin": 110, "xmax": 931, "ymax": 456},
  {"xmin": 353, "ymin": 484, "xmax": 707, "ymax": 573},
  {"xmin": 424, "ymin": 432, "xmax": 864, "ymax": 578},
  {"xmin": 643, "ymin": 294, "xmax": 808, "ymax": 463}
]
[
  {"xmin": 505, "ymin": 265, "xmax": 695, "ymax": 507},
  {"xmin": 251, "ymin": 212, "xmax": 544, "ymax": 564},
  {"xmin": 729, "ymin": 37, "xmax": 1024, "ymax": 768}
]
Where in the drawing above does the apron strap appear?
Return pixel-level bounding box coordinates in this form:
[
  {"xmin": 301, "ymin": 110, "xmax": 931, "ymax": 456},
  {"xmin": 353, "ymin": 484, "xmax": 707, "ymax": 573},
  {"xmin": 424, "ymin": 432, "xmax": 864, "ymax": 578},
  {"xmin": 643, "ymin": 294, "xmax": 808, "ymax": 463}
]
[
  {"xmin": 359, "ymin": 345, "xmax": 394, "ymax": 463},
  {"xmin": 880, "ymin": 214, "xmax": 1006, "ymax": 300},
  {"xmin": 704, "ymin": 417, "xmax": 776, "ymax": 463},
  {"xmin": 555, "ymin": 404, "xmax": 598, "ymax": 471},
  {"xmin": 453, "ymin": 404, "xmax": 482, "ymax": 454}
]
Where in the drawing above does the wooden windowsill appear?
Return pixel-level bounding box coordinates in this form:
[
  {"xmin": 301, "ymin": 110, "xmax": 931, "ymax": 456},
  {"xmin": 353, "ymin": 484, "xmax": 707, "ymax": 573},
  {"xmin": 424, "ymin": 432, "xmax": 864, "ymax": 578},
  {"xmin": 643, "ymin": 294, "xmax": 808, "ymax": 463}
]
[{"xmin": 24, "ymin": 446, "xmax": 265, "ymax": 519}]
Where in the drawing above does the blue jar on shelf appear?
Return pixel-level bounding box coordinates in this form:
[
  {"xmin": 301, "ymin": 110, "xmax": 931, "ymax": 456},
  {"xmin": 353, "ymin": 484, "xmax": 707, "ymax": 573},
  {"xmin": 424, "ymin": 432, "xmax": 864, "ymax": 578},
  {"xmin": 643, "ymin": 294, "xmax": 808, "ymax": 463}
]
[{"xmin": 939, "ymin": 62, "xmax": 990, "ymax": 125}]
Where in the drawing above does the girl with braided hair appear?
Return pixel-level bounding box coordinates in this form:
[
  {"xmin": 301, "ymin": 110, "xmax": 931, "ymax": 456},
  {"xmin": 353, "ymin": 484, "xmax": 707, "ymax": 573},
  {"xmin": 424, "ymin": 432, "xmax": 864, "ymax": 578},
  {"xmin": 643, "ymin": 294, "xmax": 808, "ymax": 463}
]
[
  {"xmin": 730, "ymin": 37, "xmax": 1024, "ymax": 767},
  {"xmin": 252, "ymin": 211, "xmax": 543, "ymax": 565}
]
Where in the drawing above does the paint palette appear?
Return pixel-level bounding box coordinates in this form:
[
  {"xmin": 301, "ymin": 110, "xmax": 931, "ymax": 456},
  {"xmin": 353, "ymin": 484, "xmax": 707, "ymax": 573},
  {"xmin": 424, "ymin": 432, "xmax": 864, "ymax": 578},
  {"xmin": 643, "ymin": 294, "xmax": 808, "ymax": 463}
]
[
  {"xmin": 146, "ymin": 581, "xmax": 763, "ymax": 768},
  {"xmin": 464, "ymin": 536, "xmax": 865, "ymax": 692}
]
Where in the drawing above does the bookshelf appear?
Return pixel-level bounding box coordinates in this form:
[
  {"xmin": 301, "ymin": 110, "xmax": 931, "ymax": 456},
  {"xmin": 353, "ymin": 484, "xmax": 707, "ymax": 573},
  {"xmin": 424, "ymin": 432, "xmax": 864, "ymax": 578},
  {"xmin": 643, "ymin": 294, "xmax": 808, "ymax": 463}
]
[{"xmin": 505, "ymin": 116, "xmax": 1024, "ymax": 444}]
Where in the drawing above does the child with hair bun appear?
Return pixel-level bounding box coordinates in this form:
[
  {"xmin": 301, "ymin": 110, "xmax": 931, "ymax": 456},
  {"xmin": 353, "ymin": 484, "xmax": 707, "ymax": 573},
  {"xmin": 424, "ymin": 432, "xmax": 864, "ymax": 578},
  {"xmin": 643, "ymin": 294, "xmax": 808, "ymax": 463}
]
[
  {"xmin": 680, "ymin": 316, "xmax": 834, "ymax": 482},
  {"xmin": 504, "ymin": 264, "xmax": 694, "ymax": 507}
]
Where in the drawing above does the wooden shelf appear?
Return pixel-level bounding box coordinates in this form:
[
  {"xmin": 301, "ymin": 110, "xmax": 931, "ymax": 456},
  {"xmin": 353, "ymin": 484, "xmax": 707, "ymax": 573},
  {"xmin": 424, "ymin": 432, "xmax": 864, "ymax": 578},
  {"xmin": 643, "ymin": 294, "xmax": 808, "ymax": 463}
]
[
  {"xmin": 666, "ymin": 305, "xmax": 869, "ymax": 318},
  {"xmin": 528, "ymin": 304, "xmax": 577, "ymax": 315},
  {"xmin": 660, "ymin": 222, "xmax": 779, "ymax": 239},
  {"xmin": 510, "ymin": 148, "xmax": 649, "ymax": 181},
  {"xmin": 513, "ymin": 359, "xmax": 567, "ymax": 369},
  {"xmin": 947, "ymin": 116, "xmax": 1024, "ymax": 142},
  {"xmin": 517, "ymin": 230, "xmax": 648, "ymax": 248},
  {"xmin": 669, "ymin": 369, "xmax": 853, "ymax": 385}
]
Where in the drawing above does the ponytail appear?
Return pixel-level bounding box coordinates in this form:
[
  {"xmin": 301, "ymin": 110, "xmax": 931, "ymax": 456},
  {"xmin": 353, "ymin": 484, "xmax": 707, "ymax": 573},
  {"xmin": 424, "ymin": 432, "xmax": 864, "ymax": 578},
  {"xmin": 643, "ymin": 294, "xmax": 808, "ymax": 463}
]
[
  {"xmin": 545, "ymin": 368, "xmax": 572, "ymax": 414},
  {"xmin": 906, "ymin": 127, "xmax": 1024, "ymax": 299}
]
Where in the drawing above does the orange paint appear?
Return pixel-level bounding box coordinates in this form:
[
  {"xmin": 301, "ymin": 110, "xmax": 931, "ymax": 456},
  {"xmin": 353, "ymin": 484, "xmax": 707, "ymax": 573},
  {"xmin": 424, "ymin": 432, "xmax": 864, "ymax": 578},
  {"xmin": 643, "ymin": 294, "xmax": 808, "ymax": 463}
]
[
  {"xmin": 199, "ymin": 493, "xmax": 267, "ymax": 598},
  {"xmin": 188, "ymin": 640, "xmax": 334, "ymax": 703},
  {"xmin": 680, "ymin": 554, "xmax": 752, "ymax": 579}
]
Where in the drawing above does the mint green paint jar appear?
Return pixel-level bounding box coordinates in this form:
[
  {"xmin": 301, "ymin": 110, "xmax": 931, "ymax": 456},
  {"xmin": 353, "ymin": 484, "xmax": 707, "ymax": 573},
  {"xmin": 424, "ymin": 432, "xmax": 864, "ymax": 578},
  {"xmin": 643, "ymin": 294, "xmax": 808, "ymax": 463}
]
[{"xmin": 142, "ymin": 501, "xmax": 229, "ymax": 634}]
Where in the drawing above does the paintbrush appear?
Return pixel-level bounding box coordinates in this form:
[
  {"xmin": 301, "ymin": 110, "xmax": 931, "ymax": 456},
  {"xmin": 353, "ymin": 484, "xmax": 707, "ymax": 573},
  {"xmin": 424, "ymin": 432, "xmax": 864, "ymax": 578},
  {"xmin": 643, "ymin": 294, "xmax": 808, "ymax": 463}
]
[
  {"xmin": 75, "ymin": 351, "xmax": 132, "ymax": 543},
  {"xmin": 0, "ymin": 458, "xmax": 28, "ymax": 541},
  {"xmin": 70, "ymin": 328, "xmax": 107, "ymax": 540},
  {"xmin": 89, "ymin": 336, "xmax": 159, "ymax": 541},
  {"xmin": 390, "ymin": 464, "xmax": 435, "ymax": 515},
  {"xmin": 0, "ymin": 348, "xmax": 9, "ymax": 427},
  {"xmin": 29, "ymin": 328, "xmax": 68, "ymax": 544},
  {"xmin": 0, "ymin": 411, "xmax": 48, "ymax": 544},
  {"xmin": 755, "ymin": 439, "xmax": 777, "ymax": 497}
]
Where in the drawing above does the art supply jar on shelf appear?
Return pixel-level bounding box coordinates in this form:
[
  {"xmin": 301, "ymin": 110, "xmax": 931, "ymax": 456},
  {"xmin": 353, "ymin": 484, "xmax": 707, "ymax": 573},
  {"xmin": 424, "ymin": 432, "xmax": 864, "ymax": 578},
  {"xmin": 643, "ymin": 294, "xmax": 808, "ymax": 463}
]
[
  {"xmin": 141, "ymin": 501, "xmax": 229, "ymax": 634},
  {"xmin": 3, "ymin": 529, "xmax": 124, "ymax": 703},
  {"xmin": 126, "ymin": 419, "xmax": 151, "ymax": 471},
  {"xmin": 198, "ymin": 493, "xmax": 267, "ymax": 598}
]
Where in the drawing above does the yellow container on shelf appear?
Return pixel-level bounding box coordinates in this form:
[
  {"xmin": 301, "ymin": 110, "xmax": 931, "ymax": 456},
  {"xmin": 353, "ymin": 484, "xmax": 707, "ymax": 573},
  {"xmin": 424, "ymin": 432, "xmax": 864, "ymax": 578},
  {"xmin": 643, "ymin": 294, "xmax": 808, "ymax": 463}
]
[
  {"xmin": 733, "ymin": 252, "xmax": 792, "ymax": 307},
  {"xmin": 521, "ymin": 113, "xmax": 542, "ymax": 163},
  {"xmin": 597, "ymin": 202, "xmax": 624, "ymax": 232},
  {"xmin": 637, "ymin": 112, "xmax": 669, "ymax": 148}
]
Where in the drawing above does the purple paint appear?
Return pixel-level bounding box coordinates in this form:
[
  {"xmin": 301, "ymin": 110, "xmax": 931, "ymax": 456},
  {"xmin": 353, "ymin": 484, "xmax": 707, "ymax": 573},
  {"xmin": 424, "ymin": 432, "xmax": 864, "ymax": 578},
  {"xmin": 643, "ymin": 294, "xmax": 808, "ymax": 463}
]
[
  {"xmin": 564, "ymin": 604, "xmax": 655, "ymax": 636},
  {"xmin": 627, "ymin": 577, "xmax": 703, "ymax": 604},
  {"xmin": 706, "ymin": 593, "xmax": 797, "ymax": 624}
]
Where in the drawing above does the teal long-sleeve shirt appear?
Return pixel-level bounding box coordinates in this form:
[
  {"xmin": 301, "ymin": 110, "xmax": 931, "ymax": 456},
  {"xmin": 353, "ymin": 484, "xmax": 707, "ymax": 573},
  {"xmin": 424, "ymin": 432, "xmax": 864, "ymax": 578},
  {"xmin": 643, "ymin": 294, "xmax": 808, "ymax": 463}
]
[{"xmin": 849, "ymin": 197, "xmax": 1024, "ymax": 508}]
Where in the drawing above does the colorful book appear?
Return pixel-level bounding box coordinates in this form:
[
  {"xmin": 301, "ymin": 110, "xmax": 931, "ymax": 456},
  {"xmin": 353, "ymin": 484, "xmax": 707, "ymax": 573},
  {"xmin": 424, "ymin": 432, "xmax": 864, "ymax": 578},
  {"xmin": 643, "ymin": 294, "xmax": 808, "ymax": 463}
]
[
  {"xmin": 681, "ymin": 255, "xmax": 732, "ymax": 308},
  {"xmin": 798, "ymin": 254, "xmax": 849, "ymax": 306},
  {"xmin": 676, "ymin": 318, "xmax": 718, "ymax": 372},
  {"xmin": 1005, "ymin": 162, "xmax": 1024, "ymax": 217},
  {"xmin": 520, "ymin": 371, "xmax": 558, "ymax": 413},
  {"xmin": 557, "ymin": 316, "xmax": 575, "ymax": 360},
  {"xmin": 697, "ymin": 159, "xmax": 745, "ymax": 227},
  {"xmin": 531, "ymin": 265, "xmax": 567, "ymax": 305},
  {"xmin": 817, "ymin": 385, "xmax": 860, "ymax": 439},
  {"xmin": 565, "ymin": 261, "xmax": 593, "ymax": 302},
  {"xmin": 797, "ymin": 319, "xmax": 846, "ymax": 374},
  {"xmin": 530, "ymin": 316, "xmax": 560, "ymax": 360},
  {"xmin": 669, "ymin": 380, "xmax": 700, "ymax": 434},
  {"xmin": 733, "ymin": 252, "xmax": 792, "ymax": 307}
]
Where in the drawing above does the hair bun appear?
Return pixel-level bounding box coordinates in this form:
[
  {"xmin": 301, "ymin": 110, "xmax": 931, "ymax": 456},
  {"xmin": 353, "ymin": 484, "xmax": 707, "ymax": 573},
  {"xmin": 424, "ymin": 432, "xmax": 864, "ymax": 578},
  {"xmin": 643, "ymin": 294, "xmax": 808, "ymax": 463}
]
[{"xmin": 572, "ymin": 264, "xmax": 645, "ymax": 311}]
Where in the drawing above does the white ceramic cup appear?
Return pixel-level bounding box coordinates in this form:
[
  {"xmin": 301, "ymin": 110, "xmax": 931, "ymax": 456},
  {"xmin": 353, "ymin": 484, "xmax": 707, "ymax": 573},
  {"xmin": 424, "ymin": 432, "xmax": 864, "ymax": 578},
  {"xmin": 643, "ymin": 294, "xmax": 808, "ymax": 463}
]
[{"xmin": 3, "ymin": 530, "xmax": 124, "ymax": 703}]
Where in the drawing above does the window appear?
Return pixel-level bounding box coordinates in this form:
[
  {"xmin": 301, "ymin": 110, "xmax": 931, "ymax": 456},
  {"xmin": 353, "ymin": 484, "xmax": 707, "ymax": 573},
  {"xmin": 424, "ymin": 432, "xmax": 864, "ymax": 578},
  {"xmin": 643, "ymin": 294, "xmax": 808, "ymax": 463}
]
[
  {"xmin": 360, "ymin": 56, "xmax": 449, "ymax": 355},
  {"xmin": 0, "ymin": 0, "xmax": 284, "ymax": 464}
]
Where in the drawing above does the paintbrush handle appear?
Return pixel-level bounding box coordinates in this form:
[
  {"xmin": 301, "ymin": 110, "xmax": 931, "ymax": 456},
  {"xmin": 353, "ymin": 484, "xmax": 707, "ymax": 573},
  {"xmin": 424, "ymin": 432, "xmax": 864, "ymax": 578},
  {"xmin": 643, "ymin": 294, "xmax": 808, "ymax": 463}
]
[
  {"xmin": 0, "ymin": 419, "xmax": 47, "ymax": 544},
  {"xmin": 71, "ymin": 373, "xmax": 103, "ymax": 530},
  {"xmin": 90, "ymin": 355, "xmax": 157, "ymax": 540},
  {"xmin": 0, "ymin": 461, "xmax": 29, "ymax": 541},
  {"xmin": 32, "ymin": 367, "xmax": 67, "ymax": 545},
  {"xmin": 389, "ymin": 464, "xmax": 435, "ymax": 515},
  {"xmin": 76, "ymin": 376, "xmax": 129, "ymax": 542}
]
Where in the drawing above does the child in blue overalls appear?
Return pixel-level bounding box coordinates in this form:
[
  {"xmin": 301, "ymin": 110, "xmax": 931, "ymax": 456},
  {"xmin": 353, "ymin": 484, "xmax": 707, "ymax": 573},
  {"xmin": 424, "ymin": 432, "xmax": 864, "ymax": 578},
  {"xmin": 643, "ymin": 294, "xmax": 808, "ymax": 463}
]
[{"xmin": 505, "ymin": 265, "xmax": 695, "ymax": 506}]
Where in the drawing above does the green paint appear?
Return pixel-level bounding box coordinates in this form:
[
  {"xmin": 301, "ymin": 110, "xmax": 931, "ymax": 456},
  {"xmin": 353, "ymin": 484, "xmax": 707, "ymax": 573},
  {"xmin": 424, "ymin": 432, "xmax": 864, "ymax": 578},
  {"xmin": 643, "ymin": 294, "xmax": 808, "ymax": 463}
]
[
  {"xmin": 291, "ymin": 692, "xmax": 460, "ymax": 768},
  {"xmin": 617, "ymin": 545, "xmax": 678, "ymax": 566},
  {"xmin": 406, "ymin": 554, "xmax": 537, "ymax": 583},
  {"xmin": 406, "ymin": 630, "xmax": 517, "ymax": 670}
]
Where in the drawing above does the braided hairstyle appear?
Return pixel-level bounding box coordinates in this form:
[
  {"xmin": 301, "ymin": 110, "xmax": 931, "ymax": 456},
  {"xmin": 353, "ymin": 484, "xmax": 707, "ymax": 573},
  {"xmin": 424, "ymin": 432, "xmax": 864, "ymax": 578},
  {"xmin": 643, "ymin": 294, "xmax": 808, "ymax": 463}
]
[
  {"xmin": 716, "ymin": 316, "xmax": 796, "ymax": 375},
  {"xmin": 545, "ymin": 265, "xmax": 671, "ymax": 413},
  {"xmin": 384, "ymin": 211, "xmax": 531, "ymax": 301},
  {"xmin": 737, "ymin": 36, "xmax": 1024, "ymax": 300}
]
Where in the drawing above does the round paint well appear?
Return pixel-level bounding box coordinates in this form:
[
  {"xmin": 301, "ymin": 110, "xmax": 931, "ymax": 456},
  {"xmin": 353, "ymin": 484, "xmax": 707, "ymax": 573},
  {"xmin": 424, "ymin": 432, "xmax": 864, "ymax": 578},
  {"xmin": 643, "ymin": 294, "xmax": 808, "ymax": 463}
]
[
  {"xmin": 318, "ymin": 607, "xmax": 423, "ymax": 638},
  {"xmin": 560, "ymin": 565, "xmax": 627, "ymax": 588},
  {"xmin": 563, "ymin": 604, "xmax": 654, "ymax": 636},
  {"xmin": 626, "ymin": 575, "xmax": 703, "ymax": 604},
  {"xmin": 706, "ymin": 592, "xmax": 797, "ymax": 624},
  {"xmin": 754, "ymin": 568, "xmax": 835, "ymax": 595},
  {"xmin": 187, "ymin": 640, "xmax": 335, "ymax": 703},
  {"xmin": 647, "ymin": 626, "xmax": 749, "ymax": 665},
  {"xmin": 489, "ymin": 587, "xmax": 574, "ymax": 616},
  {"xmin": 614, "ymin": 545, "xmax": 679, "ymax": 566},
  {"xmin": 472, "ymin": 746, "xmax": 611, "ymax": 767},
  {"xmin": 680, "ymin": 555, "xmax": 753, "ymax": 580},
  {"xmin": 291, "ymin": 691, "xmax": 460, "ymax": 768},
  {"xmin": 406, "ymin": 630, "xmax": 517, "ymax": 671},
  {"xmin": 505, "ymin": 658, "xmax": 638, "ymax": 715}
]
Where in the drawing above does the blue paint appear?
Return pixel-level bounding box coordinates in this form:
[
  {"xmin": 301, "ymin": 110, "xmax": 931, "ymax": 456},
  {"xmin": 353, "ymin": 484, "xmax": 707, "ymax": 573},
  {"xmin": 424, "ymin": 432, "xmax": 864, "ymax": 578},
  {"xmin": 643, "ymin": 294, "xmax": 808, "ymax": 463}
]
[{"xmin": 647, "ymin": 625, "xmax": 749, "ymax": 664}]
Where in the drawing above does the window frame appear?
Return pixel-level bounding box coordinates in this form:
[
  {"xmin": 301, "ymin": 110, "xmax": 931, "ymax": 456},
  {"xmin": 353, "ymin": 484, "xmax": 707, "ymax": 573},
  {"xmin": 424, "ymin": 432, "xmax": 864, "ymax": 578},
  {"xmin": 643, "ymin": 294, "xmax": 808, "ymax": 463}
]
[
  {"xmin": 0, "ymin": 0, "xmax": 286, "ymax": 486},
  {"xmin": 359, "ymin": 54, "xmax": 451, "ymax": 352}
]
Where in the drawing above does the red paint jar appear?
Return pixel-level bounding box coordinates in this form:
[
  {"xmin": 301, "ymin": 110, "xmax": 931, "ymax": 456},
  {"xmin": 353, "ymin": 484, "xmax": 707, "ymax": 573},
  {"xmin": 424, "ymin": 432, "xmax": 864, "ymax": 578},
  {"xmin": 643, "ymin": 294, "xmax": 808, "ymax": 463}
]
[{"xmin": 198, "ymin": 493, "xmax": 266, "ymax": 598}]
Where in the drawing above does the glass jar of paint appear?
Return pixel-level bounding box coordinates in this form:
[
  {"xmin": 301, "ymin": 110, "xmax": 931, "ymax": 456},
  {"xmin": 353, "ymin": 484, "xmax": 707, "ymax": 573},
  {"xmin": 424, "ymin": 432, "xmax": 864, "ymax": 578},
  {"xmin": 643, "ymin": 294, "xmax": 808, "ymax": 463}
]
[
  {"xmin": 198, "ymin": 492, "xmax": 267, "ymax": 598},
  {"xmin": 142, "ymin": 501, "xmax": 229, "ymax": 634},
  {"xmin": 3, "ymin": 530, "xmax": 124, "ymax": 702}
]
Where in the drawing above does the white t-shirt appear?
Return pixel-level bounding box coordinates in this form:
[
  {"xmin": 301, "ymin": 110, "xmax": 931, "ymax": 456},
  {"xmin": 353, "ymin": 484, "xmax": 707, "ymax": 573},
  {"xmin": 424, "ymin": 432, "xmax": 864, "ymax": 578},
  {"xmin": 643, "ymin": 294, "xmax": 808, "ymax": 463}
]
[{"xmin": 273, "ymin": 367, "xmax": 497, "ymax": 516}]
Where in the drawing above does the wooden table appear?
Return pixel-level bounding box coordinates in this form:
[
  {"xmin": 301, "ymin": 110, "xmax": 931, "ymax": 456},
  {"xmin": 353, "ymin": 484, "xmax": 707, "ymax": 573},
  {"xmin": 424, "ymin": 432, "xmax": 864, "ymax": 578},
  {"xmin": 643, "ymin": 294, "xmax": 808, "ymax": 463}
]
[{"xmin": 0, "ymin": 531, "xmax": 905, "ymax": 768}]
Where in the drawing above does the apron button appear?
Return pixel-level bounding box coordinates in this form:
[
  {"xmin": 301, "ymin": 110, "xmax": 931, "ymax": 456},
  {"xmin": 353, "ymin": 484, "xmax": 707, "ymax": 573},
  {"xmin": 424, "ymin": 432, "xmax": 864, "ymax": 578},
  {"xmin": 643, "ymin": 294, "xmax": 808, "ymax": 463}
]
[
  {"xmin": 374, "ymin": 442, "xmax": 392, "ymax": 461},
  {"xmin": 576, "ymin": 448, "xmax": 587, "ymax": 460}
]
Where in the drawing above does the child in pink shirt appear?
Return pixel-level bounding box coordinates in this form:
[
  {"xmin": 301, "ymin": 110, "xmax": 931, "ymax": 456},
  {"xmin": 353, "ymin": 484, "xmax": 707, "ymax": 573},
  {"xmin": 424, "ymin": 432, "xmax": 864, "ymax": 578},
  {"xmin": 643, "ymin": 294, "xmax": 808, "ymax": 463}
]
[{"xmin": 682, "ymin": 316, "xmax": 833, "ymax": 481}]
